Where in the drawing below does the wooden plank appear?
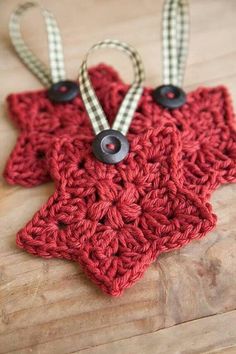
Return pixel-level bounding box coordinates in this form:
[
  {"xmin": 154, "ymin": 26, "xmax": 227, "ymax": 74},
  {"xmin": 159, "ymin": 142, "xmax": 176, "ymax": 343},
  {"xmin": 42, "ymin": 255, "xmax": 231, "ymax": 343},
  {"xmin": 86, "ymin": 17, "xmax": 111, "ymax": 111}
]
[
  {"xmin": 0, "ymin": 0, "xmax": 236, "ymax": 353},
  {"xmin": 205, "ymin": 348, "xmax": 236, "ymax": 354},
  {"xmin": 78, "ymin": 310, "xmax": 236, "ymax": 354}
]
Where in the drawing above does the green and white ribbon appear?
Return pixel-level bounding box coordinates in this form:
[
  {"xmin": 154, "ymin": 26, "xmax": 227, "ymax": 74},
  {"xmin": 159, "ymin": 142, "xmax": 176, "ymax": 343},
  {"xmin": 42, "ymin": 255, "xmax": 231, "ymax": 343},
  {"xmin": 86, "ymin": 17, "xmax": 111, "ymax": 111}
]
[
  {"xmin": 78, "ymin": 39, "xmax": 145, "ymax": 136},
  {"xmin": 162, "ymin": 0, "xmax": 189, "ymax": 87},
  {"xmin": 9, "ymin": 1, "xmax": 66, "ymax": 87}
]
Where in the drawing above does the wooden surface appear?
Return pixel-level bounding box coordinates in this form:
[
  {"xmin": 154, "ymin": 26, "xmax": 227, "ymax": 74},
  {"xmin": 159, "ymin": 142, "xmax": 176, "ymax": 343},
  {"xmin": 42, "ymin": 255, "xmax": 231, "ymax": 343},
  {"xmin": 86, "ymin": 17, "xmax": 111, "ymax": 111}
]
[{"xmin": 0, "ymin": 0, "xmax": 236, "ymax": 353}]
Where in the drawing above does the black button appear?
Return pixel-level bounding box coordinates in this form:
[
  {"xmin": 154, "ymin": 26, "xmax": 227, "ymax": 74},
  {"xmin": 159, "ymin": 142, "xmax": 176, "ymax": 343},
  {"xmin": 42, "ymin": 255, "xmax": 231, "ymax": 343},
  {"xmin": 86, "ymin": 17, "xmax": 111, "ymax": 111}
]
[
  {"xmin": 92, "ymin": 129, "xmax": 129, "ymax": 164},
  {"xmin": 47, "ymin": 80, "xmax": 79, "ymax": 103},
  {"xmin": 152, "ymin": 85, "xmax": 186, "ymax": 109}
]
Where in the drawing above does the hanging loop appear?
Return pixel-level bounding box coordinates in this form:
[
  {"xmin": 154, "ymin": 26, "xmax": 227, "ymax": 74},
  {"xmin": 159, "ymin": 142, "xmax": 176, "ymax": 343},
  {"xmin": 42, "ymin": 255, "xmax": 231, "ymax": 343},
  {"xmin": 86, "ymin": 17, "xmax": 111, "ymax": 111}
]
[
  {"xmin": 78, "ymin": 39, "xmax": 145, "ymax": 164},
  {"xmin": 78, "ymin": 39, "xmax": 145, "ymax": 136},
  {"xmin": 162, "ymin": 0, "xmax": 189, "ymax": 87},
  {"xmin": 153, "ymin": 0, "xmax": 189, "ymax": 109},
  {"xmin": 9, "ymin": 1, "xmax": 66, "ymax": 87}
]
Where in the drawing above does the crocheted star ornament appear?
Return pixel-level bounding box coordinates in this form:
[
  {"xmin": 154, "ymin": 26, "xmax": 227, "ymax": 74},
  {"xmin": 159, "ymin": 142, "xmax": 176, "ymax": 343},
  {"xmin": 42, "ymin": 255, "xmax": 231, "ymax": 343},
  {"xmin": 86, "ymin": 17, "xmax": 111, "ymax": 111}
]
[
  {"xmin": 16, "ymin": 123, "xmax": 216, "ymax": 296},
  {"xmin": 4, "ymin": 63, "xmax": 122, "ymax": 187},
  {"xmin": 100, "ymin": 84, "xmax": 236, "ymax": 199}
]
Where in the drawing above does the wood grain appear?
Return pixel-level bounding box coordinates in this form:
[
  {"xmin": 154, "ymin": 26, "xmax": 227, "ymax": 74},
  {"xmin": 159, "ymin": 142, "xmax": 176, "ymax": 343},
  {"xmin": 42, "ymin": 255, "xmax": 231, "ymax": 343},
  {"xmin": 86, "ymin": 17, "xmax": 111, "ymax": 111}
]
[
  {"xmin": 0, "ymin": 0, "xmax": 236, "ymax": 353},
  {"xmin": 79, "ymin": 310, "xmax": 236, "ymax": 354}
]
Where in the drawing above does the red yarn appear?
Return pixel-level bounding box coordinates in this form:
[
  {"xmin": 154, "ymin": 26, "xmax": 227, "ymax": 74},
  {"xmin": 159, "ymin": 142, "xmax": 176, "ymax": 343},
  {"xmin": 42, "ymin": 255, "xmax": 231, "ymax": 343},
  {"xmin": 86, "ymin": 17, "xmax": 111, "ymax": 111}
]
[
  {"xmin": 6, "ymin": 63, "xmax": 236, "ymax": 294},
  {"xmin": 4, "ymin": 63, "xmax": 123, "ymax": 187},
  {"xmin": 16, "ymin": 123, "xmax": 216, "ymax": 296},
  {"xmin": 101, "ymin": 84, "xmax": 236, "ymax": 199},
  {"xmin": 5, "ymin": 69, "xmax": 236, "ymax": 198}
]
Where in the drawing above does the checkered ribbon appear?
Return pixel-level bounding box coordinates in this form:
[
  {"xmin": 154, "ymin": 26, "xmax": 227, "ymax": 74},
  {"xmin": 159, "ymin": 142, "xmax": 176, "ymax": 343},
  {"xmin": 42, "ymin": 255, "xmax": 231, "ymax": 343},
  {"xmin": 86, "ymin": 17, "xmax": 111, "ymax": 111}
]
[
  {"xmin": 162, "ymin": 0, "xmax": 189, "ymax": 87},
  {"xmin": 78, "ymin": 39, "xmax": 145, "ymax": 136},
  {"xmin": 9, "ymin": 1, "xmax": 65, "ymax": 87}
]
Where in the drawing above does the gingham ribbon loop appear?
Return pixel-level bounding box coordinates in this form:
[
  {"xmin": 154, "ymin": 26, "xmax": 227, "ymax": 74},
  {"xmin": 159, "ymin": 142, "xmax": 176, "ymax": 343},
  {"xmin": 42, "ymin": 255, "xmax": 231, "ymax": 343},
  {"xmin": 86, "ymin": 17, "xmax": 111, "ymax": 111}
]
[
  {"xmin": 78, "ymin": 39, "xmax": 145, "ymax": 136},
  {"xmin": 162, "ymin": 0, "xmax": 189, "ymax": 87},
  {"xmin": 9, "ymin": 1, "xmax": 66, "ymax": 87}
]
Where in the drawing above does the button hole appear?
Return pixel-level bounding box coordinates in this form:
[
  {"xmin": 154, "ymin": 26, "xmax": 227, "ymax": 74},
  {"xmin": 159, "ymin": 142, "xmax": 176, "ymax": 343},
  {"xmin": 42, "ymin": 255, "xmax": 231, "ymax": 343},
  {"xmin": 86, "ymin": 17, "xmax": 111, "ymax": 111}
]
[
  {"xmin": 106, "ymin": 143, "xmax": 116, "ymax": 151},
  {"xmin": 58, "ymin": 85, "xmax": 68, "ymax": 93},
  {"xmin": 165, "ymin": 91, "xmax": 175, "ymax": 99}
]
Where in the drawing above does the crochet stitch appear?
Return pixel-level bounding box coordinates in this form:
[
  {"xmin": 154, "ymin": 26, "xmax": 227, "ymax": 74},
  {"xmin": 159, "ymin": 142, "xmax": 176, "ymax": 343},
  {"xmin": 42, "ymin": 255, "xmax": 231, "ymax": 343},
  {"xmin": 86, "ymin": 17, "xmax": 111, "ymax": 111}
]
[
  {"xmin": 4, "ymin": 63, "xmax": 123, "ymax": 187},
  {"xmin": 16, "ymin": 123, "xmax": 216, "ymax": 296},
  {"xmin": 100, "ymin": 83, "xmax": 236, "ymax": 198}
]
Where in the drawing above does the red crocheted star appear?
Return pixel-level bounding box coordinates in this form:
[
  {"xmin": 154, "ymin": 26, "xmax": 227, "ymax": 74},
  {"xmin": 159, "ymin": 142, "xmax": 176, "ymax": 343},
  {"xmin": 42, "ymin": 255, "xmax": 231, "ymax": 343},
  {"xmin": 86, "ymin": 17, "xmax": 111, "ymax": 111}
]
[
  {"xmin": 16, "ymin": 123, "xmax": 216, "ymax": 296},
  {"xmin": 4, "ymin": 64, "xmax": 122, "ymax": 187},
  {"xmin": 100, "ymin": 84, "xmax": 236, "ymax": 198}
]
